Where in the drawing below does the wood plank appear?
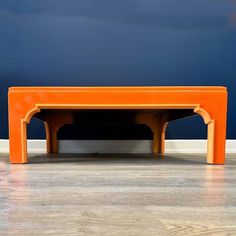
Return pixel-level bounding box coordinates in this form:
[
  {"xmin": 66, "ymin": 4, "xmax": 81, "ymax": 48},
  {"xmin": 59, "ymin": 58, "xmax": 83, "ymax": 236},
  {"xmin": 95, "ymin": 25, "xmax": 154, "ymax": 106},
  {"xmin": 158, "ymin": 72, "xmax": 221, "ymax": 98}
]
[{"xmin": 0, "ymin": 153, "xmax": 236, "ymax": 235}]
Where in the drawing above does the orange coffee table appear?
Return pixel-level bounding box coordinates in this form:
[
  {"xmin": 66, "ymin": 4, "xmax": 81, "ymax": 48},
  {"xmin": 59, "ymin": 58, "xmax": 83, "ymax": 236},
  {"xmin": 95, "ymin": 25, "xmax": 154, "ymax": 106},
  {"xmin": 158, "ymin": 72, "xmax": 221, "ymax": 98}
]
[{"xmin": 8, "ymin": 86, "xmax": 228, "ymax": 164}]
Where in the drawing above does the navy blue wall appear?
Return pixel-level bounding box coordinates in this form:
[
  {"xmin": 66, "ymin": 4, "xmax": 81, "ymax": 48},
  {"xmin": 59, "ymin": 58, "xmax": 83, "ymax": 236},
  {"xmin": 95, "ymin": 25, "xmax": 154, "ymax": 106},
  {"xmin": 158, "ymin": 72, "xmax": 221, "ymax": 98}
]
[{"xmin": 0, "ymin": 0, "xmax": 236, "ymax": 139}]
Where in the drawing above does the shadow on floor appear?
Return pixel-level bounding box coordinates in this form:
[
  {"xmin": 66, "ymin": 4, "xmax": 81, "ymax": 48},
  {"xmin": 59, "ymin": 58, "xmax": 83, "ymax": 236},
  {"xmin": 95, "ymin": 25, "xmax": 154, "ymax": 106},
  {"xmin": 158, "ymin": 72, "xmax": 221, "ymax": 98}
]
[{"xmin": 27, "ymin": 153, "xmax": 206, "ymax": 165}]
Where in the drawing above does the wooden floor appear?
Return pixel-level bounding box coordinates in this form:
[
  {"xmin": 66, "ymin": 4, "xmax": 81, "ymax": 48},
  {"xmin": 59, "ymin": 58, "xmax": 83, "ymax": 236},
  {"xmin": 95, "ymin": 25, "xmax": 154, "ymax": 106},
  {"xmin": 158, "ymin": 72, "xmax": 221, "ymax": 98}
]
[{"xmin": 1, "ymin": 153, "xmax": 236, "ymax": 236}]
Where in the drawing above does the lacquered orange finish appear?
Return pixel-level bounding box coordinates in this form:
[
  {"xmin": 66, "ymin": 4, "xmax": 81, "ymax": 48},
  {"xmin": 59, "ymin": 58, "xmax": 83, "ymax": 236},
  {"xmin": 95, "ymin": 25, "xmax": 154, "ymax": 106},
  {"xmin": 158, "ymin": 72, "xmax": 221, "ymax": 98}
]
[{"xmin": 8, "ymin": 86, "xmax": 228, "ymax": 164}]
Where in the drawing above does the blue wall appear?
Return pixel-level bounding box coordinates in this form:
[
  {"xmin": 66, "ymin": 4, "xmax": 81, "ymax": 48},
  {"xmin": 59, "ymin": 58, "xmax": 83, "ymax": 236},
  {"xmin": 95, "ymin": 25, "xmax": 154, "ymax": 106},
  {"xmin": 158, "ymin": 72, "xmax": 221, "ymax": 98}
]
[{"xmin": 0, "ymin": 0, "xmax": 236, "ymax": 139}]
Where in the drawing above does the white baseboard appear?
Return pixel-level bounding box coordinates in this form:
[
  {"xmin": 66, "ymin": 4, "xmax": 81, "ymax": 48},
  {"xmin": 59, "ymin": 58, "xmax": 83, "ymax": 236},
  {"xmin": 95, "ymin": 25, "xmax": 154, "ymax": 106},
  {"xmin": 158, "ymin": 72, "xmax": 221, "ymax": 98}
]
[{"xmin": 0, "ymin": 139, "xmax": 235, "ymax": 154}]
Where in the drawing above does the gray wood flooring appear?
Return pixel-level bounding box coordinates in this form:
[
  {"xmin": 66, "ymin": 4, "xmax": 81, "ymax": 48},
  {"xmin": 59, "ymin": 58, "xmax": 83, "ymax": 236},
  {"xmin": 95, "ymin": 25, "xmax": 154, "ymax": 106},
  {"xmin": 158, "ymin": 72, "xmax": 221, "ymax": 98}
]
[{"xmin": 1, "ymin": 153, "xmax": 236, "ymax": 235}]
